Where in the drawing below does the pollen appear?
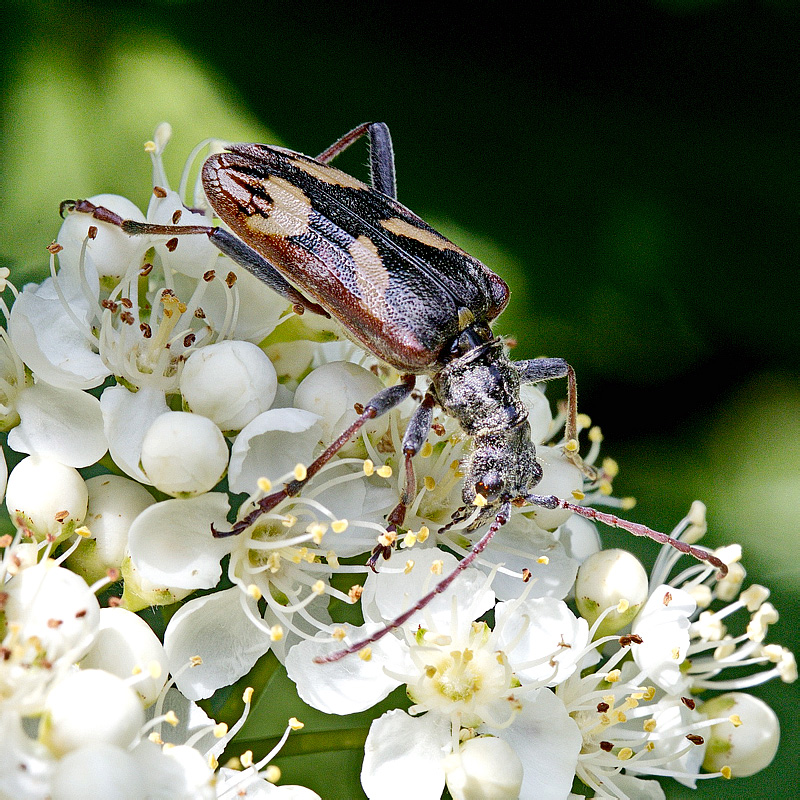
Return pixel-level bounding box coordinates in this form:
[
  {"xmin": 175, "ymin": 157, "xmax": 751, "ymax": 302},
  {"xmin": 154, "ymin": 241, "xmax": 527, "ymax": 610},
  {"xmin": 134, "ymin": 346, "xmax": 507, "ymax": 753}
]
[
  {"xmin": 424, "ymin": 475, "xmax": 436, "ymax": 491},
  {"xmin": 473, "ymin": 493, "xmax": 488, "ymax": 508},
  {"xmin": 588, "ymin": 426, "xmax": 603, "ymax": 443},
  {"xmin": 265, "ymin": 765, "xmax": 281, "ymax": 783},
  {"xmin": 421, "ymin": 441, "xmax": 433, "ymax": 458},
  {"xmin": 359, "ymin": 647, "xmax": 373, "ymax": 661},
  {"xmin": 402, "ymin": 531, "xmax": 417, "ymax": 548},
  {"xmin": 431, "ymin": 560, "xmax": 444, "ymax": 575},
  {"xmin": 537, "ymin": 556, "xmax": 550, "ymax": 565},
  {"xmin": 213, "ymin": 722, "xmax": 228, "ymax": 737},
  {"xmin": 571, "ymin": 490, "xmax": 585, "ymax": 500},
  {"xmin": 243, "ymin": 687, "xmax": 254, "ymax": 703},
  {"xmin": 331, "ymin": 519, "xmax": 348, "ymax": 533},
  {"xmin": 643, "ymin": 719, "xmax": 657, "ymax": 732},
  {"xmin": 289, "ymin": 717, "xmax": 304, "ymax": 730},
  {"xmin": 577, "ymin": 413, "xmax": 592, "ymax": 429},
  {"xmin": 312, "ymin": 580, "xmax": 326, "ymax": 595},
  {"xmin": 294, "ymin": 463, "xmax": 308, "ymax": 481},
  {"xmin": 363, "ymin": 459, "xmax": 375, "ymax": 476},
  {"xmin": 617, "ymin": 748, "xmax": 633, "ymax": 761},
  {"xmin": 376, "ymin": 464, "xmax": 392, "ymax": 478},
  {"xmin": 247, "ymin": 584, "xmax": 262, "ymax": 600},
  {"xmin": 729, "ymin": 714, "xmax": 743, "ymax": 727},
  {"xmin": 270, "ymin": 624, "xmax": 284, "ymax": 641},
  {"xmin": 565, "ymin": 438, "xmax": 579, "ymax": 453},
  {"xmin": 164, "ymin": 710, "xmax": 179, "ymax": 727},
  {"xmin": 404, "ymin": 560, "xmax": 415, "ymax": 574},
  {"xmin": 257, "ymin": 477, "xmax": 273, "ymax": 492},
  {"xmin": 417, "ymin": 526, "xmax": 430, "ymax": 542}
]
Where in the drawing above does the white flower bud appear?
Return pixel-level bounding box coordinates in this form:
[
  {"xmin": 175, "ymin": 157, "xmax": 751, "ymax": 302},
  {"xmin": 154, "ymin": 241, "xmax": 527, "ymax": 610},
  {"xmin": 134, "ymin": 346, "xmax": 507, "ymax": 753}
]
[
  {"xmin": 702, "ymin": 692, "xmax": 780, "ymax": 777},
  {"xmin": 5, "ymin": 455, "xmax": 88, "ymax": 541},
  {"xmin": 140, "ymin": 411, "xmax": 228, "ymax": 497},
  {"xmin": 294, "ymin": 361, "xmax": 389, "ymax": 456},
  {"xmin": 80, "ymin": 607, "xmax": 168, "ymax": 707},
  {"xmin": 67, "ymin": 475, "xmax": 156, "ymax": 581},
  {"xmin": 575, "ymin": 549, "xmax": 648, "ymax": 635},
  {"xmin": 4, "ymin": 563, "xmax": 100, "ymax": 682},
  {"xmin": 42, "ymin": 669, "xmax": 145, "ymax": 756},
  {"xmin": 50, "ymin": 742, "xmax": 146, "ymax": 800},
  {"xmin": 180, "ymin": 340, "xmax": 277, "ymax": 432},
  {"xmin": 445, "ymin": 736, "xmax": 523, "ymax": 800},
  {"xmin": 119, "ymin": 555, "xmax": 192, "ymax": 612},
  {"xmin": 529, "ymin": 445, "xmax": 583, "ymax": 529}
]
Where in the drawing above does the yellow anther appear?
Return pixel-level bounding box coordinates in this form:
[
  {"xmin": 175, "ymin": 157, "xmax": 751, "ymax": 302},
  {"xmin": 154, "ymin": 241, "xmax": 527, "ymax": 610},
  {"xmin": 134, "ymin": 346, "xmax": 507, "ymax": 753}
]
[
  {"xmin": 144, "ymin": 140, "xmax": 156, "ymax": 153},
  {"xmin": 326, "ymin": 550, "xmax": 340, "ymax": 568},
  {"xmin": 417, "ymin": 526, "xmax": 430, "ymax": 542},
  {"xmin": 421, "ymin": 441, "xmax": 433, "ymax": 458},
  {"xmin": 282, "ymin": 514, "xmax": 297, "ymax": 528},
  {"xmin": 606, "ymin": 669, "xmax": 621, "ymax": 683},
  {"xmin": 621, "ymin": 497, "xmax": 637, "ymax": 511},
  {"xmin": 359, "ymin": 647, "xmax": 373, "ymax": 661},
  {"xmin": 333, "ymin": 627, "xmax": 347, "ymax": 641},
  {"xmin": 602, "ymin": 457, "xmax": 619, "ymax": 478},
  {"xmin": 571, "ymin": 490, "xmax": 585, "ymax": 500},
  {"xmin": 332, "ymin": 519, "xmax": 348, "ymax": 533},
  {"xmin": 363, "ymin": 459, "xmax": 375, "ymax": 476},
  {"xmin": 190, "ymin": 655, "xmax": 203, "ymax": 667},
  {"xmin": 599, "ymin": 480, "xmax": 613, "ymax": 496},
  {"xmin": 729, "ymin": 714, "xmax": 743, "ymax": 727},
  {"xmin": 643, "ymin": 719, "xmax": 657, "ymax": 732},
  {"xmin": 309, "ymin": 523, "xmax": 326, "ymax": 544},
  {"xmin": 565, "ymin": 438, "xmax": 579, "ymax": 453},
  {"xmin": 431, "ymin": 560, "xmax": 444, "ymax": 575},
  {"xmin": 473, "ymin": 493, "xmax": 488, "ymax": 508},
  {"xmin": 247, "ymin": 584, "xmax": 262, "ymax": 601},
  {"xmin": 721, "ymin": 766, "xmax": 732, "ymax": 779},
  {"xmin": 289, "ymin": 717, "xmax": 304, "ymax": 730},
  {"xmin": 148, "ymin": 732, "xmax": 164, "ymax": 745},
  {"xmin": 270, "ymin": 624, "xmax": 284, "ymax": 641},
  {"xmin": 645, "ymin": 741, "xmax": 655, "ymax": 752},
  {"xmin": 164, "ymin": 710, "xmax": 179, "ymax": 727},
  {"xmin": 537, "ymin": 556, "xmax": 550, "ymax": 565},
  {"xmin": 148, "ymin": 661, "xmax": 163, "ymax": 679},
  {"xmin": 642, "ymin": 686, "xmax": 656, "ymax": 701},
  {"xmin": 577, "ymin": 413, "xmax": 592, "ymax": 429},
  {"xmin": 377, "ymin": 464, "xmax": 392, "ymax": 478},
  {"xmin": 265, "ymin": 765, "xmax": 281, "ymax": 783},
  {"xmin": 76, "ymin": 526, "xmax": 92, "ymax": 538},
  {"xmin": 312, "ymin": 580, "xmax": 326, "ymax": 595},
  {"xmin": 617, "ymin": 599, "xmax": 630, "ymax": 613},
  {"xmin": 402, "ymin": 531, "xmax": 417, "ymax": 548},
  {"xmin": 404, "ymin": 560, "xmax": 415, "ymax": 574},
  {"xmin": 617, "ymin": 748, "xmax": 633, "ymax": 761},
  {"xmin": 293, "ymin": 463, "xmax": 308, "ymax": 481},
  {"xmin": 257, "ymin": 477, "xmax": 273, "ymax": 492},
  {"xmin": 214, "ymin": 722, "xmax": 229, "ymax": 738},
  {"xmin": 208, "ymin": 754, "xmax": 219, "ymax": 770},
  {"xmin": 588, "ymin": 426, "xmax": 603, "ymax": 443},
  {"xmin": 242, "ymin": 687, "xmax": 254, "ymax": 703},
  {"xmin": 424, "ymin": 475, "xmax": 436, "ymax": 491},
  {"xmin": 240, "ymin": 750, "xmax": 254, "ymax": 768}
]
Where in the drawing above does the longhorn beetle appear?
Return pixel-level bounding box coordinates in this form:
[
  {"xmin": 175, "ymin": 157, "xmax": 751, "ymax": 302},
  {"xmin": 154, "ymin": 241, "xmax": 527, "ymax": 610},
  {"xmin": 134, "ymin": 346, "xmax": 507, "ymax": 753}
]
[{"xmin": 62, "ymin": 122, "xmax": 727, "ymax": 662}]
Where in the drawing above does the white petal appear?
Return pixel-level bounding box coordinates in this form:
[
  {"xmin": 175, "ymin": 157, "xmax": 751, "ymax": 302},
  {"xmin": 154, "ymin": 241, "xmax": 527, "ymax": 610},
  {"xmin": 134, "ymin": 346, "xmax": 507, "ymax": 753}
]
[
  {"xmin": 8, "ymin": 381, "xmax": 107, "ymax": 467},
  {"xmin": 362, "ymin": 548, "xmax": 494, "ymax": 631},
  {"xmin": 285, "ymin": 625, "xmax": 405, "ymax": 715},
  {"xmin": 228, "ymin": 408, "xmax": 323, "ymax": 494},
  {"xmin": 100, "ymin": 384, "xmax": 169, "ymax": 482},
  {"xmin": 361, "ymin": 710, "xmax": 450, "ymax": 800},
  {"xmin": 127, "ymin": 493, "xmax": 232, "ymax": 590},
  {"xmin": 494, "ymin": 597, "xmax": 589, "ymax": 686},
  {"xmin": 489, "ymin": 688, "xmax": 581, "ymax": 800},
  {"xmin": 164, "ymin": 587, "xmax": 270, "ymax": 701},
  {"xmin": 8, "ymin": 279, "xmax": 109, "ymax": 389}
]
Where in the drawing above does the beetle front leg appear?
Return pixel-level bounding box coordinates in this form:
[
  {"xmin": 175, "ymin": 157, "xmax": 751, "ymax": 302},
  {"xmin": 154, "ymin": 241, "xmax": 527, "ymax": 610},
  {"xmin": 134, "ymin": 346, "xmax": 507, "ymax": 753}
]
[
  {"xmin": 315, "ymin": 122, "xmax": 397, "ymax": 199},
  {"xmin": 60, "ymin": 199, "xmax": 328, "ymax": 317},
  {"xmin": 214, "ymin": 375, "xmax": 417, "ymax": 538},
  {"xmin": 515, "ymin": 357, "xmax": 597, "ymax": 480}
]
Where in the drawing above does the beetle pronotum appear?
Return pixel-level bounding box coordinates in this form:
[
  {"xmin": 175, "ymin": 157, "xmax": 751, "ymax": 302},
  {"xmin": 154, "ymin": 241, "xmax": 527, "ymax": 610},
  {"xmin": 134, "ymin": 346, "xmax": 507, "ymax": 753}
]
[{"xmin": 62, "ymin": 122, "xmax": 726, "ymax": 661}]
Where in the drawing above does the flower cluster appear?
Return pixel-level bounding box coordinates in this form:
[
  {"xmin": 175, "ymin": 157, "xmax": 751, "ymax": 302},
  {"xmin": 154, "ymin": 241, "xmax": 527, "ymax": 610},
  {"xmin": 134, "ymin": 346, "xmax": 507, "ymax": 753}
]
[{"xmin": 0, "ymin": 125, "xmax": 794, "ymax": 799}]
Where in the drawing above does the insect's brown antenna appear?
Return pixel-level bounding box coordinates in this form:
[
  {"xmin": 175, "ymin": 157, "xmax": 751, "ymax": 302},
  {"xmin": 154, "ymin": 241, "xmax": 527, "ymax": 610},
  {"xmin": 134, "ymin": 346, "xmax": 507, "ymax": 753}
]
[
  {"xmin": 313, "ymin": 501, "xmax": 512, "ymax": 664},
  {"xmin": 526, "ymin": 492, "xmax": 728, "ymax": 578}
]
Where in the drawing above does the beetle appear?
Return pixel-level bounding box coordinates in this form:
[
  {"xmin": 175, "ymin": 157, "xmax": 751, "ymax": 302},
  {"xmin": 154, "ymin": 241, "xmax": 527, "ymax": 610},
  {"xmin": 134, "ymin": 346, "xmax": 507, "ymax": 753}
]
[{"xmin": 62, "ymin": 122, "xmax": 727, "ymax": 660}]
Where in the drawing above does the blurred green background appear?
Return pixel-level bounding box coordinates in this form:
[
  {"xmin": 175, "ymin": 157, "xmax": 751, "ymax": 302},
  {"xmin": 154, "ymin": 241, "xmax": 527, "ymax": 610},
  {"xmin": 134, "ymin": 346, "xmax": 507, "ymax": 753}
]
[{"xmin": 1, "ymin": 1, "xmax": 797, "ymax": 797}]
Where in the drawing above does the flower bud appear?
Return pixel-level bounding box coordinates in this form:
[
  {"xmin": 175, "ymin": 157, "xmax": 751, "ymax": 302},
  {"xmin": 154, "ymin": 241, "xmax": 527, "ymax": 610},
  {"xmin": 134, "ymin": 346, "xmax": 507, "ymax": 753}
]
[
  {"xmin": 140, "ymin": 411, "xmax": 228, "ymax": 497},
  {"xmin": 294, "ymin": 361, "xmax": 389, "ymax": 457},
  {"xmin": 50, "ymin": 742, "xmax": 146, "ymax": 800},
  {"xmin": 41, "ymin": 669, "xmax": 145, "ymax": 756},
  {"xmin": 445, "ymin": 736, "xmax": 523, "ymax": 800},
  {"xmin": 80, "ymin": 607, "xmax": 169, "ymax": 707},
  {"xmin": 5, "ymin": 455, "xmax": 88, "ymax": 541},
  {"xmin": 702, "ymin": 692, "xmax": 780, "ymax": 777},
  {"xmin": 575, "ymin": 549, "xmax": 648, "ymax": 635},
  {"xmin": 180, "ymin": 340, "xmax": 278, "ymax": 432}
]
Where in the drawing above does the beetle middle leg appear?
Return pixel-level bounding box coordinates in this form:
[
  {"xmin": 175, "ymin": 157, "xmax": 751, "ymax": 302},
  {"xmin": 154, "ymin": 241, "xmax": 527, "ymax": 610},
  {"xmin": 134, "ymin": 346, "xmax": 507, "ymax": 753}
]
[{"xmin": 515, "ymin": 356, "xmax": 597, "ymax": 480}]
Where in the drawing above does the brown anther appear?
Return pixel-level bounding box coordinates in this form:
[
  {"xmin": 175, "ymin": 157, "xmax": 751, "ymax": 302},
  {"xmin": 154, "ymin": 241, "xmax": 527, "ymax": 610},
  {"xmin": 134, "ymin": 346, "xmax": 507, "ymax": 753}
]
[
  {"xmin": 522, "ymin": 568, "xmax": 532, "ymax": 582},
  {"xmin": 354, "ymin": 403, "xmax": 365, "ymax": 415},
  {"xmin": 120, "ymin": 297, "xmax": 133, "ymax": 309},
  {"xmin": 681, "ymin": 697, "xmax": 696, "ymax": 710},
  {"xmin": 597, "ymin": 702, "xmax": 610, "ymax": 713},
  {"xmin": 619, "ymin": 634, "xmax": 643, "ymax": 647},
  {"xmin": 87, "ymin": 225, "xmax": 98, "ymax": 240},
  {"xmin": 292, "ymin": 303, "xmax": 305, "ymax": 315},
  {"xmin": 504, "ymin": 336, "xmax": 518, "ymax": 348},
  {"xmin": 599, "ymin": 741, "xmax": 614, "ymax": 752},
  {"xmin": 54, "ymin": 510, "xmax": 69, "ymax": 523},
  {"xmin": 153, "ymin": 186, "xmax": 168, "ymax": 198},
  {"xmin": 101, "ymin": 299, "xmax": 119, "ymax": 312},
  {"xmin": 140, "ymin": 262, "xmax": 154, "ymax": 276},
  {"xmin": 75, "ymin": 608, "xmax": 87, "ymax": 618},
  {"xmin": 1, "ymin": 647, "xmax": 11, "ymax": 660},
  {"xmin": 120, "ymin": 311, "xmax": 134, "ymax": 325},
  {"xmin": 226, "ymin": 272, "xmax": 237, "ymax": 287},
  {"xmin": 184, "ymin": 333, "xmax": 196, "ymax": 348},
  {"xmin": 203, "ymin": 270, "xmax": 216, "ymax": 282},
  {"xmin": 194, "ymin": 308, "xmax": 206, "ymax": 319},
  {"xmin": 107, "ymin": 568, "xmax": 120, "ymax": 581},
  {"xmin": 686, "ymin": 734, "xmax": 704, "ymax": 746},
  {"xmin": 166, "ymin": 237, "xmax": 178, "ymax": 252},
  {"xmin": 0, "ymin": 591, "xmax": 8, "ymax": 609},
  {"xmin": 47, "ymin": 618, "xmax": 63, "ymax": 628},
  {"xmin": 663, "ymin": 591, "xmax": 673, "ymax": 606},
  {"xmin": 140, "ymin": 323, "xmax": 152, "ymax": 338},
  {"xmin": 432, "ymin": 422, "xmax": 446, "ymax": 436},
  {"xmin": 0, "ymin": 534, "xmax": 12, "ymax": 548},
  {"xmin": 172, "ymin": 209, "xmax": 183, "ymax": 224},
  {"xmin": 47, "ymin": 241, "xmax": 64, "ymax": 254},
  {"xmin": 162, "ymin": 288, "xmax": 176, "ymax": 298}
]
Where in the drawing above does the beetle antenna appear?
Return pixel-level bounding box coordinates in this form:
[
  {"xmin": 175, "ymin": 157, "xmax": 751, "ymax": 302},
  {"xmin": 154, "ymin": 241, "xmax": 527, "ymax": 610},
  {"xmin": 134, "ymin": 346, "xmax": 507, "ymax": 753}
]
[
  {"xmin": 526, "ymin": 492, "xmax": 728, "ymax": 578},
  {"xmin": 313, "ymin": 501, "xmax": 512, "ymax": 664}
]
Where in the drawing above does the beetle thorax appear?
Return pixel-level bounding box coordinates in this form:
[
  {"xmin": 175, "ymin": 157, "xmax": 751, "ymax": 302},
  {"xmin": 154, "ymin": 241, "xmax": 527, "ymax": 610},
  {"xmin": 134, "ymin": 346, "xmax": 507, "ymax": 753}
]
[{"xmin": 432, "ymin": 337, "xmax": 542, "ymax": 506}]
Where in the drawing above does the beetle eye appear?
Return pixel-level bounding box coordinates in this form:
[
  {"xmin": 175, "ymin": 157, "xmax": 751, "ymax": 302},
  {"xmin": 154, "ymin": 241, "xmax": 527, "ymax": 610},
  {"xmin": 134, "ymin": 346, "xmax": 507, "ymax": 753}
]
[{"xmin": 476, "ymin": 474, "xmax": 503, "ymax": 502}]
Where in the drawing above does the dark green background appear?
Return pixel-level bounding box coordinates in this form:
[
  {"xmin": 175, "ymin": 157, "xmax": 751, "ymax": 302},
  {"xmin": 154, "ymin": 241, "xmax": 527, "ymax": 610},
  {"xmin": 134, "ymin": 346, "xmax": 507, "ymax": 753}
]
[{"xmin": 1, "ymin": 1, "xmax": 797, "ymax": 797}]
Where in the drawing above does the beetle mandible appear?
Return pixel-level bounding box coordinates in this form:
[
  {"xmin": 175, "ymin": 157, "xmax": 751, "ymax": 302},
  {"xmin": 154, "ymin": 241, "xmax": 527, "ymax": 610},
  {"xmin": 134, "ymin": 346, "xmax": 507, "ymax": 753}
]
[{"xmin": 62, "ymin": 122, "xmax": 727, "ymax": 660}]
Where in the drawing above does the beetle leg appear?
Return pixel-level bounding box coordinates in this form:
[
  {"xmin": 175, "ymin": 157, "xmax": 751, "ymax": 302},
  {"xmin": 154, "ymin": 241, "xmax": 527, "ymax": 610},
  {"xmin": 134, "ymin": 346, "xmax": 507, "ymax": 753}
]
[
  {"xmin": 515, "ymin": 357, "xmax": 597, "ymax": 481},
  {"xmin": 60, "ymin": 199, "xmax": 328, "ymax": 317},
  {"xmin": 213, "ymin": 375, "xmax": 417, "ymax": 538},
  {"xmin": 315, "ymin": 122, "xmax": 397, "ymax": 200}
]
